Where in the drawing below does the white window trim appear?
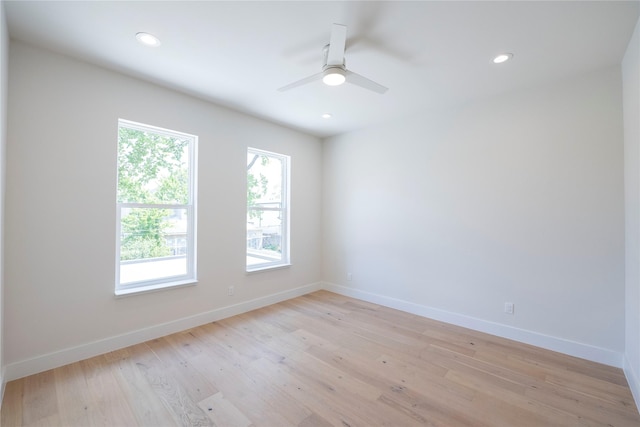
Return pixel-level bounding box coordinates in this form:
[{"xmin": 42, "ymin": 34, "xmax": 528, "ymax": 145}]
[
  {"xmin": 115, "ymin": 119, "xmax": 198, "ymax": 295},
  {"xmin": 246, "ymin": 147, "xmax": 290, "ymax": 272}
]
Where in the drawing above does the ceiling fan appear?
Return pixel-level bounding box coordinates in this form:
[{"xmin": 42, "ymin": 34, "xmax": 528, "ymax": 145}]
[{"xmin": 278, "ymin": 23, "xmax": 388, "ymax": 94}]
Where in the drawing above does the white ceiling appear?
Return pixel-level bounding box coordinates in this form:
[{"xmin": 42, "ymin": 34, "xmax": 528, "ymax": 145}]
[{"xmin": 4, "ymin": 1, "xmax": 639, "ymax": 138}]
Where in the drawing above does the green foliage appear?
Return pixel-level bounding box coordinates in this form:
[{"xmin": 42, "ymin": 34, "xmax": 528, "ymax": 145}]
[
  {"xmin": 247, "ymin": 154, "xmax": 269, "ymax": 220},
  {"xmin": 264, "ymin": 243, "xmax": 280, "ymax": 252},
  {"xmin": 120, "ymin": 208, "xmax": 172, "ymax": 261},
  {"xmin": 118, "ymin": 126, "xmax": 189, "ymax": 261},
  {"xmin": 117, "ymin": 127, "xmax": 189, "ymax": 204}
]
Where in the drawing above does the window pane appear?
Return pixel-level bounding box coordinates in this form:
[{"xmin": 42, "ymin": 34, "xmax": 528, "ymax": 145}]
[
  {"xmin": 247, "ymin": 148, "xmax": 289, "ymax": 271},
  {"xmin": 119, "ymin": 207, "xmax": 188, "ymax": 284},
  {"xmin": 247, "ymin": 152, "xmax": 282, "ymax": 206},
  {"xmin": 118, "ymin": 127, "xmax": 190, "ymax": 204},
  {"xmin": 116, "ymin": 120, "xmax": 197, "ymax": 293},
  {"xmin": 247, "ymin": 210, "xmax": 283, "ymax": 266}
]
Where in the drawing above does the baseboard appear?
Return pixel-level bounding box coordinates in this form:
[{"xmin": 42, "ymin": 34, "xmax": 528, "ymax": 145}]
[
  {"xmin": 3, "ymin": 280, "xmax": 625, "ymax": 383},
  {"xmin": 624, "ymin": 354, "xmax": 640, "ymax": 410},
  {"xmin": 323, "ymin": 282, "xmax": 624, "ymax": 368},
  {"xmin": 0, "ymin": 367, "xmax": 5, "ymax": 406},
  {"xmin": 4, "ymin": 282, "xmax": 323, "ymax": 382}
]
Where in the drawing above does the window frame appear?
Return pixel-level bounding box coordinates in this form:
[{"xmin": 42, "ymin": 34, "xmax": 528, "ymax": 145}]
[
  {"xmin": 246, "ymin": 147, "xmax": 290, "ymax": 272},
  {"xmin": 115, "ymin": 119, "xmax": 198, "ymax": 295}
]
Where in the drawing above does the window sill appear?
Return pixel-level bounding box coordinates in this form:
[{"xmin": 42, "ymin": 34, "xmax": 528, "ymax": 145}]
[
  {"xmin": 246, "ymin": 263, "xmax": 291, "ymax": 274},
  {"xmin": 115, "ymin": 279, "xmax": 197, "ymax": 297}
]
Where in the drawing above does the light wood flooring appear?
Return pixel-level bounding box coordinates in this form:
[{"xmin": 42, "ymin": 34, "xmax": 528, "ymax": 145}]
[{"xmin": 2, "ymin": 290, "xmax": 639, "ymax": 426}]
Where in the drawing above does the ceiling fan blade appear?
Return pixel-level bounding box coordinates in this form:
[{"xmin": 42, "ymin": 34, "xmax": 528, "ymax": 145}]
[
  {"xmin": 326, "ymin": 23, "xmax": 347, "ymax": 66},
  {"xmin": 277, "ymin": 72, "xmax": 324, "ymax": 92},
  {"xmin": 345, "ymin": 70, "xmax": 388, "ymax": 94}
]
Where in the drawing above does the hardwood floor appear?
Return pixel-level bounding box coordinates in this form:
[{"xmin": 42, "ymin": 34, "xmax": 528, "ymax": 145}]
[{"xmin": 2, "ymin": 290, "xmax": 639, "ymax": 426}]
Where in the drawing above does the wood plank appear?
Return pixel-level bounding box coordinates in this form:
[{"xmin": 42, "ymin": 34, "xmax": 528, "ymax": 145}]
[
  {"xmin": 21, "ymin": 370, "xmax": 58, "ymax": 426},
  {"xmin": 1, "ymin": 379, "xmax": 24, "ymax": 426},
  {"xmin": 197, "ymin": 392, "xmax": 252, "ymax": 427},
  {"xmin": 2, "ymin": 291, "xmax": 639, "ymax": 426},
  {"xmin": 297, "ymin": 412, "xmax": 334, "ymax": 427},
  {"xmin": 52, "ymin": 362, "xmax": 92, "ymax": 426},
  {"xmin": 109, "ymin": 345, "xmax": 178, "ymax": 426},
  {"xmin": 307, "ymin": 344, "xmax": 483, "ymax": 426},
  {"xmin": 187, "ymin": 324, "xmax": 310, "ymax": 426},
  {"xmin": 131, "ymin": 343, "xmax": 212, "ymax": 427},
  {"xmin": 79, "ymin": 355, "xmax": 140, "ymax": 426},
  {"xmin": 145, "ymin": 335, "xmax": 220, "ymax": 404}
]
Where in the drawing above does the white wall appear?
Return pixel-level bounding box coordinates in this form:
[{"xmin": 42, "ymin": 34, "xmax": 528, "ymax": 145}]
[
  {"xmin": 0, "ymin": 0, "xmax": 8, "ymax": 394},
  {"xmin": 323, "ymin": 66, "xmax": 625, "ymax": 365},
  {"xmin": 2, "ymin": 23, "xmax": 634, "ymax": 390},
  {"xmin": 4, "ymin": 41, "xmax": 322, "ymax": 379},
  {"xmin": 623, "ymin": 16, "xmax": 640, "ymax": 406}
]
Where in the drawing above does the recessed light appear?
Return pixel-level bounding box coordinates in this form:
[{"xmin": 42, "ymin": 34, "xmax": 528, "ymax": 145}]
[
  {"xmin": 322, "ymin": 113, "xmax": 332, "ymax": 119},
  {"xmin": 136, "ymin": 32, "xmax": 161, "ymax": 47},
  {"xmin": 493, "ymin": 53, "xmax": 513, "ymax": 64}
]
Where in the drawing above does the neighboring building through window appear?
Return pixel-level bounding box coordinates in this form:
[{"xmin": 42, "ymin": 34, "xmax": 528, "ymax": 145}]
[
  {"xmin": 116, "ymin": 119, "xmax": 197, "ymax": 295},
  {"xmin": 247, "ymin": 148, "xmax": 290, "ymax": 271}
]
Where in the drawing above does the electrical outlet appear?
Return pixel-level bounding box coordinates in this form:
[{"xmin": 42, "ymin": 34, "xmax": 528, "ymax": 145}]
[
  {"xmin": 504, "ymin": 302, "xmax": 514, "ymax": 314},
  {"xmin": 347, "ymin": 273, "xmax": 353, "ymax": 281},
  {"xmin": 228, "ymin": 286, "xmax": 235, "ymax": 296}
]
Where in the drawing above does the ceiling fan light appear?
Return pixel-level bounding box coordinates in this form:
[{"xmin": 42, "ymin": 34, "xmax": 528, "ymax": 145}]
[{"xmin": 322, "ymin": 68, "xmax": 346, "ymax": 86}]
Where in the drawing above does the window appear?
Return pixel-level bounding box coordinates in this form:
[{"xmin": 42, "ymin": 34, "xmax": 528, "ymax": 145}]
[
  {"xmin": 116, "ymin": 119, "xmax": 197, "ymax": 295},
  {"xmin": 247, "ymin": 148, "xmax": 290, "ymax": 271}
]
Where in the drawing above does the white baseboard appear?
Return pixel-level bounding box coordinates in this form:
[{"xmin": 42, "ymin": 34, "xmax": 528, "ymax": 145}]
[
  {"xmin": 624, "ymin": 354, "xmax": 640, "ymax": 410},
  {"xmin": 0, "ymin": 367, "xmax": 5, "ymax": 406},
  {"xmin": 3, "ymin": 282, "xmax": 322, "ymax": 382},
  {"xmin": 323, "ymin": 282, "xmax": 624, "ymax": 368},
  {"xmin": 2, "ymin": 281, "xmax": 627, "ymax": 383}
]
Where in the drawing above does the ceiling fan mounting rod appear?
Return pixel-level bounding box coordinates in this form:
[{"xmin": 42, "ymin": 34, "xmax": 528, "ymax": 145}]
[{"xmin": 322, "ymin": 44, "xmax": 345, "ymax": 68}]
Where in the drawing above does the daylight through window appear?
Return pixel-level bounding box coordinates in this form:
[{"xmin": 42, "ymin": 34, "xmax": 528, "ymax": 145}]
[
  {"xmin": 116, "ymin": 119, "xmax": 197, "ymax": 294},
  {"xmin": 247, "ymin": 148, "xmax": 290, "ymax": 271}
]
